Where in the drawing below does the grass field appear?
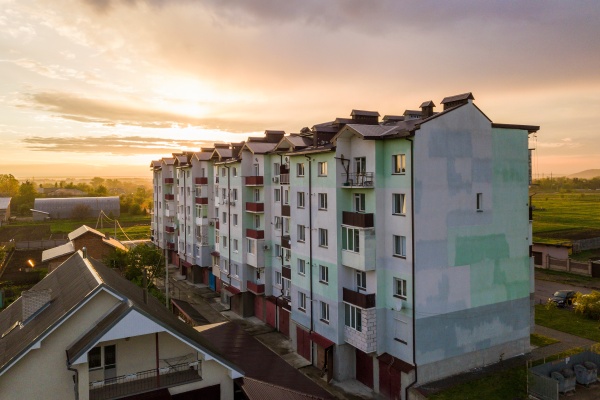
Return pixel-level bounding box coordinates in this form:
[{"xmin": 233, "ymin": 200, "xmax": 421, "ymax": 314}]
[{"xmin": 531, "ymin": 191, "xmax": 600, "ymax": 246}]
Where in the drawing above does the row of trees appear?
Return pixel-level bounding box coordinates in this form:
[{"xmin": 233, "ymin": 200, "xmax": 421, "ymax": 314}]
[
  {"xmin": 0, "ymin": 174, "xmax": 37, "ymax": 215},
  {"xmin": 533, "ymin": 177, "xmax": 600, "ymax": 191}
]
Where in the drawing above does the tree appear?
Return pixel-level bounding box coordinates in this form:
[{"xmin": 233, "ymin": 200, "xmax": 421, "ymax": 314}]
[
  {"xmin": 0, "ymin": 174, "xmax": 19, "ymax": 197},
  {"xmin": 124, "ymin": 244, "xmax": 165, "ymax": 284},
  {"xmin": 71, "ymin": 203, "xmax": 92, "ymax": 219},
  {"xmin": 91, "ymin": 177, "xmax": 105, "ymax": 188}
]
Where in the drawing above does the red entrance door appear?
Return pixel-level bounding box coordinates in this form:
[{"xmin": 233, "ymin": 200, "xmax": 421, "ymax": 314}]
[
  {"xmin": 278, "ymin": 308, "xmax": 290, "ymax": 337},
  {"xmin": 355, "ymin": 349, "xmax": 374, "ymax": 389},
  {"xmin": 296, "ymin": 327, "xmax": 311, "ymax": 361}
]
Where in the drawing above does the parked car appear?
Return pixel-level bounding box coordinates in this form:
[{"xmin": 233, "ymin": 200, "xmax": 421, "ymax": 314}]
[{"xmin": 548, "ymin": 290, "xmax": 576, "ymax": 307}]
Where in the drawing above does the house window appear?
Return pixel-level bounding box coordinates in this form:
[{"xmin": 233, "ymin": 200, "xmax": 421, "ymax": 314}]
[
  {"xmin": 320, "ymin": 301, "xmax": 330, "ymax": 322},
  {"xmin": 233, "ymin": 239, "xmax": 239, "ymax": 252},
  {"xmin": 274, "ymin": 244, "xmax": 281, "ymax": 258},
  {"xmin": 354, "ymin": 193, "xmax": 365, "ymax": 212},
  {"xmin": 253, "ymin": 164, "xmax": 260, "ymax": 176},
  {"xmin": 282, "ymin": 278, "xmax": 291, "ymax": 296},
  {"xmin": 318, "ymin": 193, "xmax": 327, "ymax": 210},
  {"xmin": 319, "ymin": 265, "xmax": 329, "ymax": 283},
  {"xmin": 298, "ymin": 291, "xmax": 307, "ymax": 311},
  {"xmin": 274, "ymin": 188, "xmax": 281, "ymax": 202},
  {"xmin": 273, "ymin": 162, "xmax": 280, "ymax": 174},
  {"xmin": 318, "ymin": 228, "xmax": 328, "ymax": 247},
  {"xmin": 297, "ymin": 224, "xmax": 306, "ymax": 242},
  {"xmin": 298, "ymin": 258, "xmax": 306, "ymax": 275},
  {"xmin": 247, "ymin": 238, "xmax": 255, "ymax": 254},
  {"xmin": 222, "ymin": 235, "xmax": 227, "ymax": 248},
  {"xmin": 254, "ymin": 188, "xmax": 260, "ymax": 202},
  {"xmin": 297, "ymin": 191, "xmax": 305, "ymax": 208},
  {"xmin": 215, "ymin": 230, "xmax": 220, "ymax": 244},
  {"xmin": 342, "ymin": 227, "xmax": 360, "ymax": 252},
  {"xmin": 282, "ymin": 248, "xmax": 291, "ymax": 262},
  {"xmin": 232, "ymin": 167, "xmax": 237, "ymax": 177},
  {"xmin": 221, "ymin": 188, "xmax": 226, "ymax": 199},
  {"xmin": 222, "ymin": 212, "xmax": 227, "ymax": 223},
  {"xmin": 88, "ymin": 346, "xmax": 102, "ymax": 369},
  {"xmin": 233, "ymin": 263, "xmax": 239, "ymax": 277},
  {"xmin": 345, "ymin": 304, "xmax": 362, "ymax": 332},
  {"xmin": 297, "ymin": 163, "xmax": 305, "ymax": 177},
  {"xmin": 356, "ymin": 271, "xmax": 366, "ymax": 290},
  {"xmin": 233, "ymin": 214, "xmax": 238, "ymax": 226},
  {"xmin": 274, "ymin": 216, "xmax": 281, "ymax": 230},
  {"xmin": 221, "ymin": 168, "xmax": 226, "ymax": 177},
  {"xmin": 394, "ymin": 235, "xmax": 407, "ymax": 257},
  {"xmin": 476, "ymin": 193, "xmax": 483, "ymax": 211},
  {"xmin": 283, "ymin": 189, "xmax": 289, "ymax": 205},
  {"xmin": 232, "ymin": 188, "xmax": 238, "ymax": 201},
  {"xmin": 393, "ymin": 154, "xmax": 406, "ymax": 174},
  {"xmin": 355, "ymin": 157, "xmax": 366, "ymax": 174},
  {"xmin": 394, "ymin": 277, "xmax": 407, "ymax": 299},
  {"xmin": 318, "ymin": 161, "xmax": 328, "ymax": 176},
  {"xmin": 393, "ymin": 193, "xmax": 406, "ymax": 215},
  {"xmin": 254, "ymin": 214, "xmax": 260, "ymax": 229},
  {"xmin": 283, "ymin": 217, "xmax": 290, "ymax": 234},
  {"xmin": 276, "ymin": 271, "xmax": 282, "ymax": 286},
  {"xmin": 88, "ymin": 345, "xmax": 116, "ymax": 371}
]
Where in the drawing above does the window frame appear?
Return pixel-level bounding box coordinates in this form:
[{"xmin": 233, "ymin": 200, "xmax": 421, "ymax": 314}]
[
  {"xmin": 318, "ymin": 161, "xmax": 328, "ymax": 176},
  {"xmin": 393, "ymin": 193, "xmax": 406, "ymax": 215},
  {"xmin": 356, "ymin": 271, "xmax": 366, "ymax": 291},
  {"xmin": 298, "ymin": 291, "xmax": 307, "ymax": 311},
  {"xmin": 393, "ymin": 235, "xmax": 407, "ymax": 258},
  {"xmin": 344, "ymin": 303, "xmax": 362, "ymax": 332},
  {"xmin": 342, "ymin": 226, "xmax": 360, "ymax": 253},
  {"xmin": 476, "ymin": 193, "xmax": 483, "ymax": 211},
  {"xmin": 319, "ymin": 265, "xmax": 329, "ymax": 284},
  {"xmin": 296, "ymin": 162, "xmax": 305, "ymax": 177},
  {"xmin": 297, "ymin": 191, "xmax": 305, "ymax": 208},
  {"xmin": 394, "ymin": 277, "xmax": 408, "ymax": 299},
  {"xmin": 318, "ymin": 193, "xmax": 328, "ymax": 210},
  {"xmin": 274, "ymin": 188, "xmax": 281, "ymax": 202},
  {"xmin": 392, "ymin": 154, "xmax": 406, "ymax": 174},
  {"xmin": 297, "ymin": 258, "xmax": 306, "ymax": 275},
  {"xmin": 354, "ymin": 193, "xmax": 366, "ymax": 213},
  {"xmin": 320, "ymin": 301, "xmax": 330, "ymax": 323},
  {"xmin": 297, "ymin": 224, "xmax": 306, "ymax": 242},
  {"xmin": 318, "ymin": 228, "xmax": 328, "ymax": 248}
]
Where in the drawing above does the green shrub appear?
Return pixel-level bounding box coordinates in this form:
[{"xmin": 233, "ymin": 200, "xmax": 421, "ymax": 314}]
[{"xmin": 574, "ymin": 291, "xmax": 600, "ymax": 320}]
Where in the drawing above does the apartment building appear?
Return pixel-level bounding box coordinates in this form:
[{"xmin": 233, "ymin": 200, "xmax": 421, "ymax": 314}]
[{"xmin": 151, "ymin": 93, "xmax": 539, "ymax": 399}]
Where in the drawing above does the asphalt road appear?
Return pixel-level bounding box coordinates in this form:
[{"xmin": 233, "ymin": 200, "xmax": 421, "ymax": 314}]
[{"xmin": 534, "ymin": 278, "xmax": 593, "ymax": 305}]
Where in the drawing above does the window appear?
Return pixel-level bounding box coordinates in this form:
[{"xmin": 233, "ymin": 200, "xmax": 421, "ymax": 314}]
[
  {"xmin": 320, "ymin": 301, "xmax": 330, "ymax": 322},
  {"xmin": 298, "ymin": 258, "xmax": 306, "ymax": 275},
  {"xmin": 273, "ymin": 162, "xmax": 280, "ymax": 174},
  {"xmin": 253, "ymin": 163, "xmax": 260, "ymax": 176},
  {"xmin": 247, "ymin": 238, "xmax": 255, "ymax": 254},
  {"xmin": 283, "ymin": 189, "xmax": 289, "ymax": 205},
  {"xmin": 342, "ymin": 227, "xmax": 360, "ymax": 252},
  {"xmin": 275, "ymin": 271, "xmax": 282, "ymax": 286},
  {"xmin": 282, "ymin": 248, "xmax": 291, "ymax": 262},
  {"xmin": 274, "ymin": 216, "xmax": 281, "ymax": 230},
  {"xmin": 394, "ymin": 277, "xmax": 407, "ymax": 299},
  {"xmin": 345, "ymin": 304, "xmax": 362, "ymax": 331},
  {"xmin": 355, "ymin": 157, "xmax": 366, "ymax": 174},
  {"xmin": 215, "ymin": 230, "xmax": 220, "ymax": 244},
  {"xmin": 318, "ymin": 161, "xmax": 328, "ymax": 176},
  {"xmin": 356, "ymin": 271, "xmax": 366, "ymax": 290},
  {"xmin": 274, "ymin": 244, "xmax": 281, "ymax": 258},
  {"xmin": 254, "ymin": 188, "xmax": 260, "ymax": 202},
  {"xmin": 233, "ymin": 239, "xmax": 239, "ymax": 252},
  {"xmin": 232, "ymin": 188, "xmax": 238, "ymax": 201},
  {"xmin": 319, "ymin": 265, "xmax": 329, "ymax": 283},
  {"xmin": 254, "ymin": 214, "xmax": 261, "ymax": 229},
  {"xmin": 232, "ymin": 167, "xmax": 237, "ymax": 177},
  {"xmin": 297, "ymin": 191, "xmax": 305, "ymax": 208},
  {"xmin": 476, "ymin": 193, "xmax": 483, "ymax": 211},
  {"xmin": 393, "ymin": 235, "xmax": 407, "ymax": 257},
  {"xmin": 222, "ymin": 235, "xmax": 227, "ymax": 247},
  {"xmin": 318, "ymin": 228, "xmax": 328, "ymax": 247},
  {"xmin": 393, "ymin": 193, "xmax": 406, "ymax": 215},
  {"xmin": 318, "ymin": 193, "xmax": 327, "ymax": 210},
  {"xmin": 222, "ymin": 212, "xmax": 227, "ymax": 223},
  {"xmin": 298, "ymin": 292, "xmax": 307, "ymax": 311},
  {"xmin": 354, "ymin": 193, "xmax": 365, "ymax": 212},
  {"xmin": 274, "ymin": 188, "xmax": 281, "ymax": 202},
  {"xmin": 221, "ymin": 188, "xmax": 226, "ymax": 199},
  {"xmin": 88, "ymin": 346, "xmax": 102, "ymax": 369},
  {"xmin": 221, "ymin": 168, "xmax": 226, "ymax": 177},
  {"xmin": 283, "ymin": 217, "xmax": 290, "ymax": 234},
  {"xmin": 233, "ymin": 263, "xmax": 239, "ymax": 277},
  {"xmin": 297, "ymin": 224, "xmax": 305, "ymax": 242},
  {"xmin": 297, "ymin": 162, "xmax": 305, "ymax": 177},
  {"xmin": 201, "ymin": 167, "xmax": 206, "ymax": 177},
  {"xmin": 392, "ymin": 154, "xmax": 406, "ymax": 174},
  {"xmin": 282, "ymin": 278, "xmax": 291, "ymax": 296},
  {"xmin": 89, "ymin": 345, "xmax": 116, "ymax": 371},
  {"xmin": 233, "ymin": 214, "xmax": 238, "ymax": 226}
]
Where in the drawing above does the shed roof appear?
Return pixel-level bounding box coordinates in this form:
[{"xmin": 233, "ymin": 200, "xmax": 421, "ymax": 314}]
[
  {"xmin": 0, "ymin": 198, "xmax": 11, "ymax": 209},
  {"xmin": 41, "ymin": 242, "xmax": 75, "ymax": 262}
]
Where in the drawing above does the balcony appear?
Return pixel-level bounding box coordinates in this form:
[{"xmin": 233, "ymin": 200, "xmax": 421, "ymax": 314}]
[
  {"xmin": 342, "ymin": 211, "xmax": 374, "ymax": 228},
  {"xmin": 245, "ymin": 176, "xmax": 264, "ymax": 186},
  {"xmin": 164, "ymin": 193, "xmax": 175, "ymax": 201},
  {"xmin": 165, "ymin": 209, "xmax": 174, "ymax": 218},
  {"xmin": 165, "ymin": 225, "xmax": 175, "ymax": 233},
  {"xmin": 280, "ymin": 173, "xmax": 290, "ymax": 185},
  {"xmin": 281, "ymin": 205, "xmax": 290, "ymax": 217},
  {"xmin": 341, "ymin": 172, "xmax": 374, "ymax": 188},
  {"xmin": 195, "ymin": 177, "xmax": 208, "ymax": 185},
  {"xmin": 246, "ymin": 202, "xmax": 264, "ymax": 213},
  {"xmin": 246, "ymin": 229, "xmax": 264, "ymax": 239},
  {"xmin": 195, "ymin": 197, "xmax": 208, "ymax": 205},
  {"xmin": 164, "ymin": 177, "xmax": 174, "ymax": 184},
  {"xmin": 167, "ymin": 242, "xmax": 175, "ymax": 250},
  {"xmin": 281, "ymin": 235, "xmax": 291, "ymax": 249},
  {"xmin": 343, "ymin": 287, "xmax": 376, "ymax": 309},
  {"xmin": 215, "ymin": 221, "xmax": 219, "ymax": 230},
  {"xmin": 247, "ymin": 280, "xmax": 265, "ymax": 295},
  {"xmin": 89, "ymin": 362, "xmax": 201, "ymax": 400},
  {"xmin": 282, "ymin": 265, "xmax": 291, "ymax": 280}
]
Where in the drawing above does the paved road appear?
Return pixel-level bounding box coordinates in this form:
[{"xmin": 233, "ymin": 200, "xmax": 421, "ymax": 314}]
[{"xmin": 534, "ymin": 278, "xmax": 593, "ymax": 305}]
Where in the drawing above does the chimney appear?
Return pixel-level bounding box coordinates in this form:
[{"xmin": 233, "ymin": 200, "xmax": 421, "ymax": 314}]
[
  {"xmin": 22, "ymin": 289, "xmax": 52, "ymax": 321},
  {"xmin": 440, "ymin": 92, "xmax": 474, "ymax": 111},
  {"xmin": 82, "ymin": 247, "xmax": 87, "ymax": 259},
  {"xmin": 420, "ymin": 101, "xmax": 435, "ymax": 119}
]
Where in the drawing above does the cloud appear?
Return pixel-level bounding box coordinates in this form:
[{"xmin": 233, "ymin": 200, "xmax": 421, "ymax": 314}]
[{"xmin": 22, "ymin": 134, "xmax": 220, "ymax": 155}]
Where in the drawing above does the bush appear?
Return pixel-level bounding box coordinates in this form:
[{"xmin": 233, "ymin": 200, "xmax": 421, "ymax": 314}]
[
  {"xmin": 573, "ymin": 291, "xmax": 600, "ymax": 320},
  {"xmin": 71, "ymin": 203, "xmax": 93, "ymax": 219}
]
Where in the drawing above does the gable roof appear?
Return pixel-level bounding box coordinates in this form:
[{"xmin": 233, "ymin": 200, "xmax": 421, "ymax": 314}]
[
  {"xmin": 441, "ymin": 92, "xmax": 474, "ymax": 104},
  {"xmin": 68, "ymin": 225, "xmax": 105, "ymax": 241},
  {"xmin": 41, "ymin": 241, "xmax": 75, "ymax": 262},
  {"xmin": 240, "ymin": 141, "xmax": 278, "ymax": 154}
]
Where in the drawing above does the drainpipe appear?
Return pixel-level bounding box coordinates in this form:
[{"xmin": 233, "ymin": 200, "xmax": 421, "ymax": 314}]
[
  {"xmin": 183, "ymin": 167, "xmax": 187, "ymax": 275},
  {"xmin": 223, "ymin": 164, "xmax": 232, "ymax": 312},
  {"xmin": 405, "ymin": 137, "xmax": 418, "ymax": 400},
  {"xmin": 65, "ymin": 351, "xmax": 79, "ymax": 400},
  {"xmin": 305, "ymin": 155, "xmax": 314, "ymax": 362}
]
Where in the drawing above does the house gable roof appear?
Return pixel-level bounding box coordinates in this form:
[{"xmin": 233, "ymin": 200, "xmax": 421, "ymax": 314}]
[
  {"xmin": 41, "ymin": 241, "xmax": 75, "ymax": 262},
  {"xmin": 68, "ymin": 225, "xmax": 105, "ymax": 241}
]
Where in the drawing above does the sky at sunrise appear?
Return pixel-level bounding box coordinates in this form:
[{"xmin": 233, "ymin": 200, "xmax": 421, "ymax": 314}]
[{"xmin": 1, "ymin": 0, "xmax": 599, "ymax": 179}]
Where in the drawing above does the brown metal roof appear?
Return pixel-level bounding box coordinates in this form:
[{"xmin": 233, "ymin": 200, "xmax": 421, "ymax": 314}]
[
  {"xmin": 351, "ymin": 109, "xmax": 380, "ymax": 117},
  {"xmin": 441, "ymin": 92, "xmax": 474, "ymax": 104},
  {"xmin": 420, "ymin": 100, "xmax": 435, "ymax": 107}
]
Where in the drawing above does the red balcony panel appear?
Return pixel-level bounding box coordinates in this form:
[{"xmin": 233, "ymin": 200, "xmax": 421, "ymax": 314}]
[
  {"xmin": 281, "ymin": 205, "xmax": 290, "ymax": 217},
  {"xmin": 246, "ymin": 229, "xmax": 265, "ymax": 239},
  {"xmin": 167, "ymin": 242, "xmax": 175, "ymax": 250},
  {"xmin": 245, "ymin": 176, "xmax": 264, "ymax": 186},
  {"xmin": 165, "ymin": 226, "xmax": 175, "ymax": 233},
  {"xmin": 246, "ymin": 202, "xmax": 264, "ymax": 213},
  {"xmin": 281, "ymin": 236, "xmax": 291, "ymax": 249},
  {"xmin": 224, "ymin": 285, "xmax": 241, "ymax": 295},
  {"xmin": 343, "ymin": 287, "xmax": 376, "ymax": 309},
  {"xmin": 342, "ymin": 211, "xmax": 374, "ymax": 228},
  {"xmin": 282, "ymin": 266, "xmax": 291, "ymax": 280},
  {"xmin": 195, "ymin": 177, "xmax": 208, "ymax": 185},
  {"xmin": 280, "ymin": 165, "xmax": 290, "ymax": 174},
  {"xmin": 215, "ymin": 221, "xmax": 219, "ymax": 230},
  {"xmin": 195, "ymin": 197, "xmax": 208, "ymax": 205},
  {"xmin": 247, "ymin": 281, "xmax": 265, "ymax": 295},
  {"xmin": 164, "ymin": 178, "xmax": 174, "ymax": 184},
  {"xmin": 164, "ymin": 194, "xmax": 175, "ymax": 201}
]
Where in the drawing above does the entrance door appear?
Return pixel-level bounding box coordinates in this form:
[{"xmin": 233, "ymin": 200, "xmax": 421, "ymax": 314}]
[
  {"xmin": 355, "ymin": 349, "xmax": 373, "ymax": 389},
  {"xmin": 104, "ymin": 345, "xmax": 116, "ymax": 382},
  {"xmin": 209, "ymin": 272, "xmax": 216, "ymax": 290}
]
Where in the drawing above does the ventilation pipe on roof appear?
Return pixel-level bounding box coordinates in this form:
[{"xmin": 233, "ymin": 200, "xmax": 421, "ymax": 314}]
[
  {"xmin": 82, "ymin": 247, "xmax": 87, "ymax": 259},
  {"xmin": 420, "ymin": 101, "xmax": 435, "ymax": 119}
]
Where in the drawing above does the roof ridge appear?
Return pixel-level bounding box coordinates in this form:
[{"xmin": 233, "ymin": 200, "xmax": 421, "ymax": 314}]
[{"xmin": 81, "ymin": 251, "xmax": 104, "ymax": 285}]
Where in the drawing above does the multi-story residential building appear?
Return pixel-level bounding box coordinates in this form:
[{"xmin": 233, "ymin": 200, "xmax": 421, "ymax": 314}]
[{"xmin": 151, "ymin": 92, "xmax": 539, "ymax": 399}]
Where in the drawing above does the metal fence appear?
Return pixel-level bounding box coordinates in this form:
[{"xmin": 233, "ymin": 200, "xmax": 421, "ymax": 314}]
[{"xmin": 546, "ymin": 256, "xmax": 592, "ymax": 276}]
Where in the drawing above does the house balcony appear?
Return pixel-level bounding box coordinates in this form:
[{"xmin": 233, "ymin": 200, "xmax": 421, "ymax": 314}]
[
  {"xmin": 281, "ymin": 235, "xmax": 291, "ymax": 249},
  {"xmin": 195, "ymin": 177, "xmax": 208, "ymax": 185},
  {"xmin": 195, "ymin": 197, "xmax": 208, "ymax": 205},
  {"xmin": 341, "ymin": 226, "xmax": 376, "ymax": 272},
  {"xmin": 167, "ymin": 242, "xmax": 175, "ymax": 250},
  {"xmin": 89, "ymin": 362, "xmax": 201, "ymax": 400},
  {"xmin": 164, "ymin": 193, "xmax": 175, "ymax": 201},
  {"xmin": 281, "ymin": 204, "xmax": 290, "ymax": 217},
  {"xmin": 215, "ymin": 221, "xmax": 219, "ymax": 230},
  {"xmin": 280, "ymin": 173, "xmax": 290, "ymax": 185},
  {"xmin": 164, "ymin": 177, "xmax": 174, "ymax": 185},
  {"xmin": 195, "ymin": 217, "xmax": 207, "ymax": 226},
  {"xmin": 246, "ymin": 240, "xmax": 264, "ymax": 267},
  {"xmin": 342, "ymin": 211, "xmax": 374, "ymax": 228},
  {"xmin": 165, "ymin": 209, "xmax": 174, "ymax": 218},
  {"xmin": 246, "ymin": 202, "xmax": 264, "ymax": 213},
  {"xmin": 247, "ymin": 280, "xmax": 265, "ymax": 295},
  {"xmin": 246, "ymin": 229, "xmax": 264, "ymax": 240},
  {"xmin": 343, "ymin": 287, "xmax": 376, "ymax": 309},
  {"xmin": 282, "ymin": 265, "xmax": 291, "ymax": 280},
  {"xmin": 245, "ymin": 176, "xmax": 264, "ymax": 186},
  {"xmin": 341, "ymin": 172, "xmax": 374, "ymax": 188},
  {"xmin": 165, "ymin": 225, "xmax": 176, "ymax": 233}
]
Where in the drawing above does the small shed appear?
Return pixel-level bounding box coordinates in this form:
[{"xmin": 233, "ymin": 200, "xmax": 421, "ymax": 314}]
[{"xmin": 0, "ymin": 198, "xmax": 11, "ymax": 226}]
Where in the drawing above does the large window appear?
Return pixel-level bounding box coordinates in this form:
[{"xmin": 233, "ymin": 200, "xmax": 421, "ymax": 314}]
[
  {"xmin": 318, "ymin": 193, "xmax": 328, "ymax": 210},
  {"xmin": 274, "ymin": 216, "xmax": 281, "ymax": 230},
  {"xmin": 297, "ymin": 224, "xmax": 306, "ymax": 242},
  {"xmin": 345, "ymin": 304, "xmax": 362, "ymax": 331},
  {"xmin": 393, "ymin": 193, "xmax": 406, "ymax": 215},
  {"xmin": 318, "ymin": 161, "xmax": 328, "ymax": 176},
  {"xmin": 392, "ymin": 154, "xmax": 406, "ymax": 174},
  {"xmin": 355, "ymin": 157, "xmax": 366, "ymax": 174},
  {"xmin": 393, "ymin": 235, "xmax": 407, "ymax": 257},
  {"xmin": 356, "ymin": 271, "xmax": 366, "ymax": 290},
  {"xmin": 298, "ymin": 291, "xmax": 307, "ymax": 311},
  {"xmin": 319, "ymin": 265, "xmax": 329, "ymax": 283},
  {"xmin": 342, "ymin": 226, "xmax": 360, "ymax": 252},
  {"xmin": 318, "ymin": 228, "xmax": 328, "ymax": 247},
  {"xmin": 320, "ymin": 301, "xmax": 330, "ymax": 323},
  {"xmin": 394, "ymin": 277, "xmax": 407, "ymax": 299},
  {"xmin": 297, "ymin": 191, "xmax": 305, "ymax": 208},
  {"xmin": 297, "ymin": 163, "xmax": 305, "ymax": 177},
  {"xmin": 297, "ymin": 258, "xmax": 306, "ymax": 275}
]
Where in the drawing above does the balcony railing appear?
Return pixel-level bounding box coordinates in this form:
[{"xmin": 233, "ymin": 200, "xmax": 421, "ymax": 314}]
[
  {"xmin": 342, "ymin": 211, "xmax": 374, "ymax": 228},
  {"xmin": 247, "ymin": 280, "xmax": 265, "ymax": 295},
  {"xmin": 245, "ymin": 176, "xmax": 264, "ymax": 186},
  {"xmin": 165, "ymin": 225, "xmax": 175, "ymax": 233},
  {"xmin": 280, "ymin": 173, "xmax": 290, "ymax": 185},
  {"xmin": 167, "ymin": 242, "xmax": 175, "ymax": 250},
  {"xmin": 89, "ymin": 362, "xmax": 201, "ymax": 400},
  {"xmin": 246, "ymin": 202, "xmax": 264, "ymax": 213},
  {"xmin": 195, "ymin": 177, "xmax": 208, "ymax": 185},
  {"xmin": 246, "ymin": 229, "xmax": 264, "ymax": 239},
  {"xmin": 164, "ymin": 178, "xmax": 174, "ymax": 184},
  {"xmin": 343, "ymin": 287, "xmax": 376, "ymax": 309},
  {"xmin": 195, "ymin": 197, "xmax": 208, "ymax": 205},
  {"xmin": 164, "ymin": 194, "xmax": 175, "ymax": 201},
  {"xmin": 341, "ymin": 172, "xmax": 374, "ymax": 188},
  {"xmin": 281, "ymin": 205, "xmax": 290, "ymax": 217}
]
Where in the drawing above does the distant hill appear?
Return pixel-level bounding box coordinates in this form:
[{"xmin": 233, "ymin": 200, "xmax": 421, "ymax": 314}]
[{"xmin": 568, "ymin": 169, "xmax": 600, "ymax": 179}]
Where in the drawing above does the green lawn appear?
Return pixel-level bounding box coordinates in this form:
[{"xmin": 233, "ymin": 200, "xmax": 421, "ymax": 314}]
[
  {"xmin": 535, "ymin": 304, "xmax": 600, "ymax": 342},
  {"xmin": 530, "ymin": 333, "xmax": 559, "ymax": 347}
]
